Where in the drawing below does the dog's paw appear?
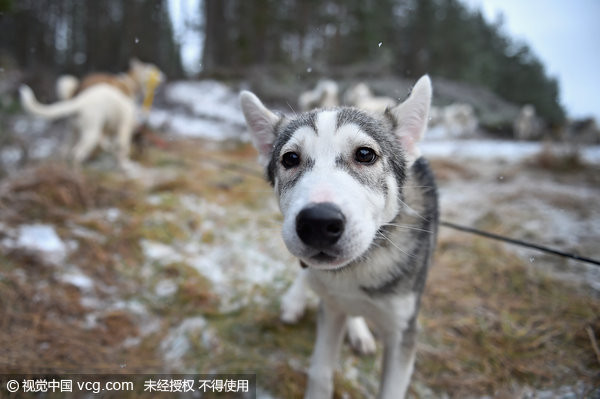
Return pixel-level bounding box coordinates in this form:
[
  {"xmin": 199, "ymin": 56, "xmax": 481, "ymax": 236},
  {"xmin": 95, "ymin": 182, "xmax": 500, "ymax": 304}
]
[
  {"xmin": 347, "ymin": 317, "xmax": 376, "ymax": 355},
  {"xmin": 280, "ymin": 299, "xmax": 306, "ymax": 324},
  {"xmin": 280, "ymin": 292, "xmax": 306, "ymax": 324}
]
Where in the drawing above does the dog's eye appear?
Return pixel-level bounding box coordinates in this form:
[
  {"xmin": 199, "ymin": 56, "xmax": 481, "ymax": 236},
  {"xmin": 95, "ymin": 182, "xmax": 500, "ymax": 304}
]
[
  {"xmin": 355, "ymin": 147, "xmax": 377, "ymax": 164},
  {"xmin": 281, "ymin": 152, "xmax": 300, "ymax": 169}
]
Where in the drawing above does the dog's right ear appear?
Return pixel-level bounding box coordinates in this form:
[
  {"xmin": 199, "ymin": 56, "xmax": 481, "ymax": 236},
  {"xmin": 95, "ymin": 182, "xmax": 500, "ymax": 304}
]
[
  {"xmin": 239, "ymin": 91, "xmax": 280, "ymax": 167},
  {"xmin": 389, "ymin": 75, "xmax": 432, "ymax": 167}
]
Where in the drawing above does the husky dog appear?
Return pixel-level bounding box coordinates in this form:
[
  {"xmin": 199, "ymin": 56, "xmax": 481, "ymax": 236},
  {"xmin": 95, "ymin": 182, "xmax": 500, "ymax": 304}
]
[
  {"xmin": 20, "ymin": 59, "xmax": 164, "ymax": 165},
  {"xmin": 240, "ymin": 75, "xmax": 438, "ymax": 399}
]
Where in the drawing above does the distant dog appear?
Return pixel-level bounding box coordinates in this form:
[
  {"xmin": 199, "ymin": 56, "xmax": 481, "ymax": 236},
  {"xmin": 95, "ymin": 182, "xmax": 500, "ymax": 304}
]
[
  {"xmin": 20, "ymin": 59, "xmax": 163, "ymax": 165},
  {"xmin": 299, "ymin": 80, "xmax": 340, "ymax": 111},
  {"xmin": 513, "ymin": 104, "xmax": 542, "ymax": 141},
  {"xmin": 344, "ymin": 82, "xmax": 397, "ymax": 114},
  {"xmin": 56, "ymin": 58, "xmax": 163, "ymax": 102},
  {"xmin": 240, "ymin": 75, "xmax": 438, "ymax": 399},
  {"xmin": 429, "ymin": 103, "xmax": 478, "ymax": 138}
]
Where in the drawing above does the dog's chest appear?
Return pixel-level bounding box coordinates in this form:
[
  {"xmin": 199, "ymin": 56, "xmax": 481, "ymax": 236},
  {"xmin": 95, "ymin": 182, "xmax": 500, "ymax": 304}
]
[{"xmin": 308, "ymin": 270, "xmax": 417, "ymax": 334}]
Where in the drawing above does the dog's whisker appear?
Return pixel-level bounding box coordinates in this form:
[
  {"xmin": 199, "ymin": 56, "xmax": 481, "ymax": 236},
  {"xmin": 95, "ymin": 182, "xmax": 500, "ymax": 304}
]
[
  {"xmin": 402, "ymin": 185, "xmax": 436, "ymax": 191},
  {"xmin": 286, "ymin": 101, "xmax": 298, "ymax": 117},
  {"xmin": 381, "ymin": 223, "xmax": 432, "ymax": 234},
  {"xmin": 376, "ymin": 231, "xmax": 416, "ymax": 258},
  {"xmin": 398, "ymin": 199, "xmax": 430, "ymax": 221}
]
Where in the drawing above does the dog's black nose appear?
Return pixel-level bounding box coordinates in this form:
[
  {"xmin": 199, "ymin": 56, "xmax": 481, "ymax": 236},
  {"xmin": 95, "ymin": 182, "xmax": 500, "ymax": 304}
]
[{"xmin": 296, "ymin": 203, "xmax": 345, "ymax": 249}]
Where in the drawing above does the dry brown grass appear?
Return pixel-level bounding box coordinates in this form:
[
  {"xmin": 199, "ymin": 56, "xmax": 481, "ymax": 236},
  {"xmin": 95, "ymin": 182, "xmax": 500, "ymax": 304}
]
[
  {"xmin": 0, "ymin": 163, "xmax": 160, "ymax": 374},
  {"xmin": 429, "ymin": 158, "xmax": 479, "ymax": 182},
  {"xmin": 525, "ymin": 144, "xmax": 600, "ymax": 186},
  {"xmin": 0, "ymin": 162, "xmax": 137, "ymax": 225},
  {"xmin": 0, "ymin": 252, "xmax": 161, "ymax": 374},
  {"xmin": 417, "ymin": 233, "xmax": 600, "ymax": 397},
  {"xmin": 527, "ymin": 144, "xmax": 585, "ymax": 173}
]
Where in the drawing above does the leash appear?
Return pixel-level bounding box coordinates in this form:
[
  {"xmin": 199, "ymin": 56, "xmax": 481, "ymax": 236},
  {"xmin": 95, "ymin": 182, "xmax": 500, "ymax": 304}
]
[
  {"xmin": 142, "ymin": 68, "xmax": 161, "ymax": 112},
  {"xmin": 134, "ymin": 68, "xmax": 169, "ymax": 149},
  {"xmin": 440, "ymin": 221, "xmax": 600, "ymax": 267}
]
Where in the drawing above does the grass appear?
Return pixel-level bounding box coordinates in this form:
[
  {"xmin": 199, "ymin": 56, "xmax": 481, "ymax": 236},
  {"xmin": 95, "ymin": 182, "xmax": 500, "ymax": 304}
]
[
  {"xmin": 527, "ymin": 143, "xmax": 586, "ymax": 173},
  {"xmin": 418, "ymin": 233, "xmax": 600, "ymax": 396},
  {"xmin": 0, "ymin": 138, "xmax": 598, "ymax": 397},
  {"xmin": 525, "ymin": 143, "xmax": 600, "ymax": 186}
]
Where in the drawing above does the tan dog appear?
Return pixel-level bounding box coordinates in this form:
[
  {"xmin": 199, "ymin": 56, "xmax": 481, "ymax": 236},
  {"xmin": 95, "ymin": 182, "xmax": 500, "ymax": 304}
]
[{"xmin": 20, "ymin": 59, "xmax": 163, "ymax": 165}]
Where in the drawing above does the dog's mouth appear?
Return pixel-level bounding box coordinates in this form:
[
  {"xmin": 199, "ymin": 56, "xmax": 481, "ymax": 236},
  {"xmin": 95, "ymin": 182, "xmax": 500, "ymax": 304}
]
[
  {"xmin": 312, "ymin": 251, "xmax": 337, "ymax": 262},
  {"xmin": 301, "ymin": 249, "xmax": 351, "ymax": 270}
]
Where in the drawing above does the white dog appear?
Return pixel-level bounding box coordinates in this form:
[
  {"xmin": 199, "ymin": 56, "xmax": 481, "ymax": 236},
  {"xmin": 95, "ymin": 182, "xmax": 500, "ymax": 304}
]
[
  {"xmin": 344, "ymin": 82, "xmax": 397, "ymax": 114},
  {"xmin": 299, "ymin": 80, "xmax": 340, "ymax": 111},
  {"xmin": 19, "ymin": 59, "xmax": 163, "ymax": 165}
]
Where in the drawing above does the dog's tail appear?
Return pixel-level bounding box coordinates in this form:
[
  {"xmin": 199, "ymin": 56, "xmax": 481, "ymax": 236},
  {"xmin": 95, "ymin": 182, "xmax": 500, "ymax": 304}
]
[
  {"xmin": 19, "ymin": 85, "xmax": 81, "ymax": 120},
  {"xmin": 56, "ymin": 75, "xmax": 80, "ymax": 100}
]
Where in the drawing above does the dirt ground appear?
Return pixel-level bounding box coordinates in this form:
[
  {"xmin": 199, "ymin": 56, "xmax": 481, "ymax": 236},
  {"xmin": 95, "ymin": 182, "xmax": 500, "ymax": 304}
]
[{"xmin": 0, "ymin": 132, "xmax": 599, "ymax": 398}]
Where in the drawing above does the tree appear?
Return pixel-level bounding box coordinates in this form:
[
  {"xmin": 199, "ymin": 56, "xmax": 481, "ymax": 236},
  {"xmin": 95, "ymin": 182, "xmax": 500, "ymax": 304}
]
[{"xmin": 0, "ymin": 0, "xmax": 184, "ymax": 79}]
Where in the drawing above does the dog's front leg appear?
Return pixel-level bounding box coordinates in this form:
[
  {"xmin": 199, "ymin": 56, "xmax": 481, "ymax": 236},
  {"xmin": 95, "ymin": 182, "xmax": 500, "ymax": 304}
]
[
  {"xmin": 305, "ymin": 302, "xmax": 346, "ymax": 399},
  {"xmin": 281, "ymin": 268, "xmax": 309, "ymax": 323},
  {"xmin": 378, "ymin": 324, "xmax": 417, "ymax": 399},
  {"xmin": 116, "ymin": 110, "xmax": 135, "ymax": 166}
]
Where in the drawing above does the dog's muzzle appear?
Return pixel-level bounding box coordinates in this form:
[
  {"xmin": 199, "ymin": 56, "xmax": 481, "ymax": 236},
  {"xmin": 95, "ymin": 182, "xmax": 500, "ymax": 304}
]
[{"xmin": 296, "ymin": 202, "xmax": 345, "ymax": 250}]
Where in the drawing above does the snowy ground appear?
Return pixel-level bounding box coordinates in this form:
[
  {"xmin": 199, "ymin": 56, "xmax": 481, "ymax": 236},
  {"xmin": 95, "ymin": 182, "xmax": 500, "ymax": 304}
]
[{"xmin": 148, "ymin": 80, "xmax": 249, "ymax": 141}]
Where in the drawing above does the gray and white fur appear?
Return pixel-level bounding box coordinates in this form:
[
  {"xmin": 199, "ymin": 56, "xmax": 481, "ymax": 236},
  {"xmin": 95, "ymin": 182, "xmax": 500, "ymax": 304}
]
[{"xmin": 240, "ymin": 75, "xmax": 438, "ymax": 399}]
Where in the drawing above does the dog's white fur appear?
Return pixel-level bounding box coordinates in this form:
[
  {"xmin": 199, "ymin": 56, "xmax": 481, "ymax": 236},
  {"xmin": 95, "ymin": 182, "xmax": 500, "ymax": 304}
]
[
  {"xmin": 241, "ymin": 76, "xmax": 433, "ymax": 398},
  {"xmin": 277, "ymin": 110, "xmax": 400, "ymax": 268},
  {"xmin": 56, "ymin": 75, "xmax": 80, "ymax": 101}
]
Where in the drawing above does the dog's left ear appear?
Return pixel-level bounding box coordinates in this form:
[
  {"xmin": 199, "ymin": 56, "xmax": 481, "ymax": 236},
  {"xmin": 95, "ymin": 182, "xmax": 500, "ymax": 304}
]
[
  {"xmin": 389, "ymin": 75, "xmax": 432, "ymax": 166},
  {"xmin": 240, "ymin": 91, "xmax": 280, "ymax": 167}
]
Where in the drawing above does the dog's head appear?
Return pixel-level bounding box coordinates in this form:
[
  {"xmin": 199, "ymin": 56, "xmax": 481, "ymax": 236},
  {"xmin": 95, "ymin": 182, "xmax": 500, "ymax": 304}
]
[
  {"xmin": 129, "ymin": 58, "xmax": 165, "ymax": 88},
  {"xmin": 240, "ymin": 76, "xmax": 432, "ymax": 270}
]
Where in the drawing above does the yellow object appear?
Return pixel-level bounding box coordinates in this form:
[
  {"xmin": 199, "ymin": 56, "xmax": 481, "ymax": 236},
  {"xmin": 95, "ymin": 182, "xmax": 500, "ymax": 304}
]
[{"xmin": 142, "ymin": 68, "xmax": 161, "ymax": 111}]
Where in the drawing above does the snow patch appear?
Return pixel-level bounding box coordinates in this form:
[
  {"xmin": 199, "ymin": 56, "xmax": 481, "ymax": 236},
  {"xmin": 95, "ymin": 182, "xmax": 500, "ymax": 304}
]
[
  {"xmin": 160, "ymin": 316, "xmax": 214, "ymax": 368},
  {"xmin": 155, "ymin": 279, "xmax": 178, "ymax": 297},
  {"xmin": 2, "ymin": 224, "xmax": 68, "ymax": 264},
  {"xmin": 0, "ymin": 146, "xmax": 23, "ymax": 168},
  {"xmin": 141, "ymin": 239, "xmax": 183, "ymax": 264},
  {"xmin": 164, "ymin": 81, "xmax": 245, "ymax": 125},
  {"xmin": 421, "ymin": 139, "xmax": 600, "ymax": 164},
  {"xmin": 60, "ymin": 271, "xmax": 95, "ymax": 291},
  {"xmin": 148, "ymin": 80, "xmax": 249, "ymax": 141}
]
